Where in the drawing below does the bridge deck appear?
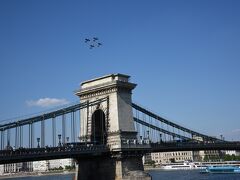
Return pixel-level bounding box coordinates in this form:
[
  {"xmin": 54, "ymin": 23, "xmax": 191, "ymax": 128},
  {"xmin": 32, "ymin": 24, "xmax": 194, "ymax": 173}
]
[
  {"xmin": 0, "ymin": 145, "xmax": 109, "ymax": 164},
  {"xmin": 1, "ymin": 141, "xmax": 240, "ymax": 164},
  {"xmin": 151, "ymin": 141, "xmax": 240, "ymax": 152}
]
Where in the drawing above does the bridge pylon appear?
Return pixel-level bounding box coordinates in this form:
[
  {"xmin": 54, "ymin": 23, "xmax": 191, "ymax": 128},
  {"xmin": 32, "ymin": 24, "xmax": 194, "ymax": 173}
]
[{"xmin": 75, "ymin": 74, "xmax": 151, "ymax": 180}]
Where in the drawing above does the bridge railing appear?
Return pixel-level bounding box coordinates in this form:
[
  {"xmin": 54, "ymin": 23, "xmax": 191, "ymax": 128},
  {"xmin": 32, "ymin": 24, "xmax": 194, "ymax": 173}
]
[
  {"xmin": 0, "ymin": 143, "xmax": 109, "ymax": 164},
  {"xmin": 121, "ymin": 138, "xmax": 151, "ymax": 148},
  {"xmin": 150, "ymin": 141, "xmax": 240, "ymax": 152}
]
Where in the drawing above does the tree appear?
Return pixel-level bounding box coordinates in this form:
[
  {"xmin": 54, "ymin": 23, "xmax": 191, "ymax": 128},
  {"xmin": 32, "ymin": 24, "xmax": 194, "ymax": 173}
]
[{"xmin": 169, "ymin": 158, "xmax": 175, "ymax": 163}]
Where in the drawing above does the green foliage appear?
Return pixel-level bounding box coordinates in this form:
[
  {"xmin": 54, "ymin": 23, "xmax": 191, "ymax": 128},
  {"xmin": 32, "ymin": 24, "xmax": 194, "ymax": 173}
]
[
  {"xmin": 169, "ymin": 158, "xmax": 175, "ymax": 163},
  {"xmin": 49, "ymin": 166, "xmax": 64, "ymax": 171},
  {"xmin": 204, "ymin": 156, "xmax": 209, "ymax": 162},
  {"xmin": 204, "ymin": 155, "xmax": 222, "ymax": 162},
  {"xmin": 65, "ymin": 165, "xmax": 76, "ymax": 171},
  {"xmin": 203, "ymin": 154, "xmax": 240, "ymax": 162},
  {"xmin": 223, "ymin": 154, "xmax": 240, "ymax": 161},
  {"xmin": 144, "ymin": 160, "xmax": 156, "ymax": 167}
]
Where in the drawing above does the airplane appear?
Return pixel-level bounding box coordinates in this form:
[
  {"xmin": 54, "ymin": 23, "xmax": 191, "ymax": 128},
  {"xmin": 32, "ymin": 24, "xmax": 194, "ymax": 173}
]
[
  {"xmin": 93, "ymin": 37, "xmax": 98, "ymax": 41},
  {"xmin": 85, "ymin": 38, "xmax": 90, "ymax": 43},
  {"xmin": 89, "ymin": 45, "xmax": 95, "ymax": 49},
  {"xmin": 97, "ymin": 43, "xmax": 102, "ymax": 47}
]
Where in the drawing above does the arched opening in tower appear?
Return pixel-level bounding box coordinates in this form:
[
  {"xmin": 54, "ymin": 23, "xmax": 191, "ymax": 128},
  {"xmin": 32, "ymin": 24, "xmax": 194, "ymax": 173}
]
[{"xmin": 91, "ymin": 109, "xmax": 106, "ymax": 144}]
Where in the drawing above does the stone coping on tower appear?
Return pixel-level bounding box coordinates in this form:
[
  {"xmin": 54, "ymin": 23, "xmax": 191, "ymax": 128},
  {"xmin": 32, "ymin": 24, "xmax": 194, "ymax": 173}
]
[
  {"xmin": 75, "ymin": 74, "xmax": 136, "ymax": 97},
  {"xmin": 81, "ymin": 73, "xmax": 130, "ymax": 87}
]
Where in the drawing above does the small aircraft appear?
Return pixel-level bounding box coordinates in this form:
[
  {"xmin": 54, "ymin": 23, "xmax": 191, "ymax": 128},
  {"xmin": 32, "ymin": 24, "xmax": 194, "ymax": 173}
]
[
  {"xmin": 93, "ymin": 37, "xmax": 98, "ymax": 41},
  {"xmin": 89, "ymin": 45, "xmax": 95, "ymax": 49},
  {"xmin": 85, "ymin": 38, "xmax": 90, "ymax": 43},
  {"xmin": 84, "ymin": 37, "xmax": 102, "ymax": 49}
]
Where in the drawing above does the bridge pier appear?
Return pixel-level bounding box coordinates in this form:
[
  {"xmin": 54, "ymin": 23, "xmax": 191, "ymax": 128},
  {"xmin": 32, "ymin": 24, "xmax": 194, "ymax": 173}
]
[
  {"xmin": 74, "ymin": 154, "xmax": 151, "ymax": 180},
  {"xmin": 114, "ymin": 155, "xmax": 151, "ymax": 180}
]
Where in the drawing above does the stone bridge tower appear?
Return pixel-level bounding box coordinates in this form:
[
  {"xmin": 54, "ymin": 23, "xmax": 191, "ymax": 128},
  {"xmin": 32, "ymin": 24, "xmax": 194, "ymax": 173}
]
[
  {"xmin": 75, "ymin": 74, "xmax": 151, "ymax": 180},
  {"xmin": 75, "ymin": 74, "xmax": 138, "ymax": 149}
]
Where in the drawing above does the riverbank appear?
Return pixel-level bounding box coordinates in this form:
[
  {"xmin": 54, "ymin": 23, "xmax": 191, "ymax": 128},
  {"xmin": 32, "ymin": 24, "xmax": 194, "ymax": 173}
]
[{"xmin": 0, "ymin": 170, "xmax": 75, "ymax": 179}]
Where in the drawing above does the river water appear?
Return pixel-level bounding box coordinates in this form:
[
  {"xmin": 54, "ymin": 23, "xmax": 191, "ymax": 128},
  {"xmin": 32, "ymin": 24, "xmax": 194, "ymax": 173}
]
[
  {"xmin": 1, "ymin": 170, "xmax": 240, "ymax": 180},
  {"xmin": 148, "ymin": 169, "xmax": 240, "ymax": 180}
]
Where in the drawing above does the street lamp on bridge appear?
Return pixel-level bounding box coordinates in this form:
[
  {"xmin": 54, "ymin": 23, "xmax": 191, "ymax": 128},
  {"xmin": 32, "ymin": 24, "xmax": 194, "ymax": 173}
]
[
  {"xmin": 58, "ymin": 134, "xmax": 62, "ymax": 146},
  {"xmin": 159, "ymin": 133, "xmax": 162, "ymax": 143},
  {"xmin": 37, "ymin": 138, "xmax": 40, "ymax": 148},
  {"xmin": 146, "ymin": 130, "xmax": 149, "ymax": 139}
]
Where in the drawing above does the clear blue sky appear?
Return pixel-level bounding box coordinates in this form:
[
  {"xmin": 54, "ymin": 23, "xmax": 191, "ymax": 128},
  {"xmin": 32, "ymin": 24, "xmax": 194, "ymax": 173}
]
[{"xmin": 0, "ymin": 0, "xmax": 240, "ymax": 141}]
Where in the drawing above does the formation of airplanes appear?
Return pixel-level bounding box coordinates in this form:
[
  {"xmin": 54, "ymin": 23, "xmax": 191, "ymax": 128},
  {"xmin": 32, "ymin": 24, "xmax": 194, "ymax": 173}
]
[{"xmin": 84, "ymin": 37, "xmax": 102, "ymax": 49}]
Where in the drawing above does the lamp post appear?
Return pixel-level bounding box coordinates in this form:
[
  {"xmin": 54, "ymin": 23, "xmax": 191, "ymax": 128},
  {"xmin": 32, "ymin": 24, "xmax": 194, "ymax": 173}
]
[
  {"xmin": 58, "ymin": 134, "xmax": 62, "ymax": 146},
  {"xmin": 146, "ymin": 130, "xmax": 149, "ymax": 139},
  {"xmin": 220, "ymin": 134, "xmax": 223, "ymax": 141},
  {"xmin": 37, "ymin": 138, "xmax": 40, "ymax": 148},
  {"xmin": 139, "ymin": 136, "xmax": 143, "ymax": 144},
  {"xmin": 159, "ymin": 133, "xmax": 162, "ymax": 143}
]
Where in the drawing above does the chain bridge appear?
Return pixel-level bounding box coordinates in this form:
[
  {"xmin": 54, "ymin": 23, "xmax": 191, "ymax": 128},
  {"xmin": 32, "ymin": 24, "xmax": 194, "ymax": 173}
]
[{"xmin": 0, "ymin": 74, "xmax": 239, "ymax": 180}]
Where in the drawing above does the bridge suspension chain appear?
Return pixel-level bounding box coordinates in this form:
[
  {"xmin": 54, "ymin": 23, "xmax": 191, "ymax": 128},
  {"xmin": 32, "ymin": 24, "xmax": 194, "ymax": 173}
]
[
  {"xmin": 0, "ymin": 97, "xmax": 108, "ymax": 150},
  {"xmin": 132, "ymin": 103, "xmax": 219, "ymax": 142},
  {"xmin": 134, "ymin": 117, "xmax": 191, "ymax": 142},
  {"xmin": 132, "ymin": 104, "xmax": 195, "ymax": 142}
]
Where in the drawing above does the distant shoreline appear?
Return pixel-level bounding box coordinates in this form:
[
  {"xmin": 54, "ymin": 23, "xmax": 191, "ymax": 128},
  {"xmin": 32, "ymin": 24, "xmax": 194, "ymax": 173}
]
[{"xmin": 0, "ymin": 171, "xmax": 75, "ymax": 179}]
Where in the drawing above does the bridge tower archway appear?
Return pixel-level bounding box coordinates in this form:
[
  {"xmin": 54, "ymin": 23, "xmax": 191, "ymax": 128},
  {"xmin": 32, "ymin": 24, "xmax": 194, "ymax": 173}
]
[
  {"xmin": 75, "ymin": 74, "xmax": 151, "ymax": 179},
  {"xmin": 91, "ymin": 109, "xmax": 106, "ymax": 144}
]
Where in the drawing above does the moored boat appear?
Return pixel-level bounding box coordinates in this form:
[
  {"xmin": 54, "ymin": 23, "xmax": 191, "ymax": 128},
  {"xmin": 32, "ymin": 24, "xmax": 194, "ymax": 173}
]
[
  {"xmin": 205, "ymin": 166, "xmax": 240, "ymax": 174},
  {"xmin": 161, "ymin": 162, "xmax": 206, "ymax": 170}
]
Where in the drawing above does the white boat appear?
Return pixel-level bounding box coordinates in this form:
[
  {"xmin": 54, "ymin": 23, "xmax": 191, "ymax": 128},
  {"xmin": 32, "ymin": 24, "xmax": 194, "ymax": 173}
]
[{"xmin": 161, "ymin": 162, "xmax": 207, "ymax": 170}]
